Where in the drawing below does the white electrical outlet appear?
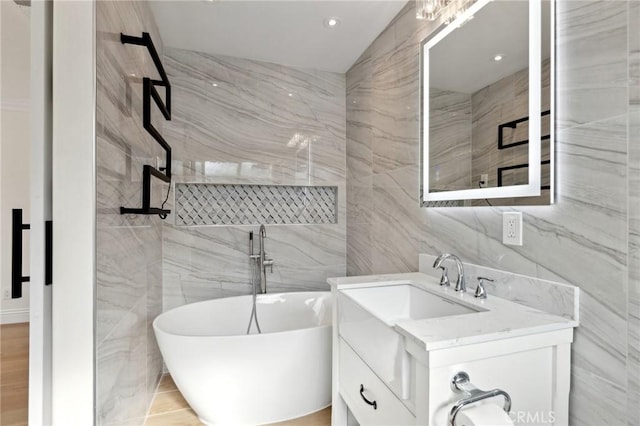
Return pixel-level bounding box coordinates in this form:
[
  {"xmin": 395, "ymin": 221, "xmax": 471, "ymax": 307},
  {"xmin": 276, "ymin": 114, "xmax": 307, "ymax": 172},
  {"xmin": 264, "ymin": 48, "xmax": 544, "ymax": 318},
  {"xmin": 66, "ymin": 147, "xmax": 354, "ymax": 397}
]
[
  {"xmin": 503, "ymin": 212, "xmax": 523, "ymax": 245},
  {"xmin": 480, "ymin": 174, "xmax": 489, "ymax": 188},
  {"xmin": 3, "ymin": 289, "xmax": 10, "ymax": 299}
]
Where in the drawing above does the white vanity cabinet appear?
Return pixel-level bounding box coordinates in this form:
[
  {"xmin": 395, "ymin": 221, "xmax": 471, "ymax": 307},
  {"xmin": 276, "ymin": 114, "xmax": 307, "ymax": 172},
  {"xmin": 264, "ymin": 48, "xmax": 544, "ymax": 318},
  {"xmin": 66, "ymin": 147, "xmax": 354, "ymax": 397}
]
[
  {"xmin": 338, "ymin": 339, "xmax": 415, "ymax": 425},
  {"xmin": 330, "ymin": 274, "xmax": 577, "ymax": 426}
]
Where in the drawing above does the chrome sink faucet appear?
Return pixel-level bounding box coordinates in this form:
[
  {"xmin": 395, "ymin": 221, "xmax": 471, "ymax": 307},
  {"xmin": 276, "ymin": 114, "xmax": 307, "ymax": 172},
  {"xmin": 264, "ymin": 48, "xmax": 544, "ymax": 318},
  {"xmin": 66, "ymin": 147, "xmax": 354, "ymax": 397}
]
[{"xmin": 433, "ymin": 253, "xmax": 466, "ymax": 293}]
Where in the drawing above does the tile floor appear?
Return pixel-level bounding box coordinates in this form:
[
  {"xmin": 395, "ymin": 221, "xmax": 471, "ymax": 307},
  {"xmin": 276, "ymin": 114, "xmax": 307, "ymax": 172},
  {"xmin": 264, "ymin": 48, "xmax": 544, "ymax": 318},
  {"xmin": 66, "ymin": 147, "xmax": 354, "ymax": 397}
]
[{"xmin": 144, "ymin": 374, "xmax": 331, "ymax": 426}]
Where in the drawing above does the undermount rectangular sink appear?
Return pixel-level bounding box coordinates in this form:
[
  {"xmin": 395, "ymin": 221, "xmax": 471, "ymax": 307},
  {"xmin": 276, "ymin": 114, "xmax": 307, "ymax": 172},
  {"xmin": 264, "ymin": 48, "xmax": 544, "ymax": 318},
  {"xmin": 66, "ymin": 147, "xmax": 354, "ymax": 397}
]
[
  {"xmin": 338, "ymin": 283, "xmax": 481, "ymax": 402},
  {"xmin": 341, "ymin": 284, "xmax": 478, "ymax": 326}
]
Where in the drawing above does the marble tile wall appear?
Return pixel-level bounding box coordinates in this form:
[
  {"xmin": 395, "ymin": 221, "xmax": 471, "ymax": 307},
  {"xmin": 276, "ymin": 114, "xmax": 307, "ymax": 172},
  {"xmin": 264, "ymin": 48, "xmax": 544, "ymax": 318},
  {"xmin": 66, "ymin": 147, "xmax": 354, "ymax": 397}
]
[
  {"xmin": 345, "ymin": 0, "xmax": 637, "ymax": 423},
  {"xmin": 428, "ymin": 60, "xmax": 551, "ymax": 203},
  {"xmin": 471, "ymin": 60, "xmax": 551, "ymax": 190},
  {"xmin": 419, "ymin": 254, "xmax": 579, "ymax": 321},
  {"xmin": 428, "ymin": 88, "xmax": 472, "ymax": 191},
  {"xmin": 96, "ymin": 1, "xmax": 166, "ymax": 424},
  {"xmin": 161, "ymin": 48, "xmax": 346, "ymax": 311},
  {"xmin": 470, "ymin": 60, "xmax": 552, "ymax": 206},
  {"xmin": 628, "ymin": 0, "xmax": 640, "ymax": 423}
]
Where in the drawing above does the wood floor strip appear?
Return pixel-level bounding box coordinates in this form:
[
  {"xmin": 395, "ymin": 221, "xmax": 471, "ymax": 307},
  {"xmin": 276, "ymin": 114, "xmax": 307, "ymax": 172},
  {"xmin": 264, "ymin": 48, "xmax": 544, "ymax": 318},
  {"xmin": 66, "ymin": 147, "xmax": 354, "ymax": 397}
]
[{"xmin": 0, "ymin": 322, "xmax": 29, "ymax": 426}]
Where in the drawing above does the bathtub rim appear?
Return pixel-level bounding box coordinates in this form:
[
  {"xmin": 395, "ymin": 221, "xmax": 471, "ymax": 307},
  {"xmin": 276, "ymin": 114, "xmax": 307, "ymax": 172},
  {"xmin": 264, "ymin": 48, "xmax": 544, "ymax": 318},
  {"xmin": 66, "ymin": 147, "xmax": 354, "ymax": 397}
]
[{"xmin": 153, "ymin": 290, "xmax": 332, "ymax": 338}]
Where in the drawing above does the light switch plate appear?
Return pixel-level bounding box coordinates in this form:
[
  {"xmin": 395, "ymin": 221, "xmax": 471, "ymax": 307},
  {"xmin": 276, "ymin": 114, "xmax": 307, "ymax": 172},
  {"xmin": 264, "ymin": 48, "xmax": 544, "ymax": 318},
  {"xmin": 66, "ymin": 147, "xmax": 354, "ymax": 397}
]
[{"xmin": 503, "ymin": 212, "xmax": 523, "ymax": 245}]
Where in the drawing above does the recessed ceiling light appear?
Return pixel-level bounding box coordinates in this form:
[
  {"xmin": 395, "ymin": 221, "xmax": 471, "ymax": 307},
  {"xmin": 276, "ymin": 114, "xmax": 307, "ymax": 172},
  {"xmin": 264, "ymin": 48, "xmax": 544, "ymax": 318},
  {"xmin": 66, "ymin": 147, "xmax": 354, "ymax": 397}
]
[
  {"xmin": 288, "ymin": 93, "xmax": 294, "ymax": 97},
  {"xmin": 493, "ymin": 54, "xmax": 504, "ymax": 61},
  {"xmin": 323, "ymin": 17, "xmax": 340, "ymax": 28},
  {"xmin": 212, "ymin": 83, "xmax": 218, "ymax": 87}
]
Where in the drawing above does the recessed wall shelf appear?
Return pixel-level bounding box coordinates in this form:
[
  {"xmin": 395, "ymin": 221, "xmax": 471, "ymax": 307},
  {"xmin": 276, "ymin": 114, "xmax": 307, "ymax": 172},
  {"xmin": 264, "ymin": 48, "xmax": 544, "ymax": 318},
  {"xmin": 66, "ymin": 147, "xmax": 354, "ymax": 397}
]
[
  {"xmin": 119, "ymin": 32, "xmax": 173, "ymax": 217},
  {"xmin": 175, "ymin": 184, "xmax": 338, "ymax": 226}
]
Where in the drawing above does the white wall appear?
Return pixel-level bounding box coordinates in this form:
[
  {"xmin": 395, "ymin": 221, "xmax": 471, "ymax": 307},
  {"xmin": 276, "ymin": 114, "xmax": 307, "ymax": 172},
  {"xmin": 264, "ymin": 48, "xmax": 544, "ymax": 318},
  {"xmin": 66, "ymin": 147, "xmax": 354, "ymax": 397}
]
[{"xmin": 0, "ymin": 0, "xmax": 31, "ymax": 323}]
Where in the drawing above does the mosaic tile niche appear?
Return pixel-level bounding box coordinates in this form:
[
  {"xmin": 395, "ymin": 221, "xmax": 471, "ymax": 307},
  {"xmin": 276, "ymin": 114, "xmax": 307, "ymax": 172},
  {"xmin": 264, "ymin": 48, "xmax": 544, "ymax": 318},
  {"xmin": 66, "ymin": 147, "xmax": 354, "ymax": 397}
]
[{"xmin": 175, "ymin": 183, "xmax": 338, "ymax": 226}]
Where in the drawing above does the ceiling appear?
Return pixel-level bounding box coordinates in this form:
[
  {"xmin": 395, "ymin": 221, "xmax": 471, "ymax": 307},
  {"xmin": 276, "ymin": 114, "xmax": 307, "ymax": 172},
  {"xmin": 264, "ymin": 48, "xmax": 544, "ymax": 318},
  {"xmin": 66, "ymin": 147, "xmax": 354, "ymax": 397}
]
[
  {"xmin": 430, "ymin": 0, "xmax": 551, "ymax": 94},
  {"xmin": 149, "ymin": 0, "xmax": 408, "ymax": 73}
]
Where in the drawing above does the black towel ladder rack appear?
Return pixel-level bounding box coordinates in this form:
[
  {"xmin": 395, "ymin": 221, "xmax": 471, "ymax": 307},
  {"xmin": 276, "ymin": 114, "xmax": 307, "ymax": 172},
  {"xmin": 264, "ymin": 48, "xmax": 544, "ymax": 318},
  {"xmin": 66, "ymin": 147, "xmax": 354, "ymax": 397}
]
[{"xmin": 119, "ymin": 32, "xmax": 173, "ymax": 217}]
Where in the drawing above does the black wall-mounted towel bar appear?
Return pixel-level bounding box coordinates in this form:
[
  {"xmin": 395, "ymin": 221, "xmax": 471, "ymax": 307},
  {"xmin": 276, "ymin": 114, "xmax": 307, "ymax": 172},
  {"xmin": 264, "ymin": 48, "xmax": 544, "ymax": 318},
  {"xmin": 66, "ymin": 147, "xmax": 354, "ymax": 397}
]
[
  {"xmin": 497, "ymin": 160, "xmax": 551, "ymax": 190},
  {"xmin": 120, "ymin": 165, "xmax": 171, "ymax": 215},
  {"xmin": 119, "ymin": 32, "xmax": 173, "ymax": 217},
  {"xmin": 143, "ymin": 77, "xmax": 172, "ymax": 179},
  {"xmin": 498, "ymin": 109, "xmax": 551, "ymax": 150}
]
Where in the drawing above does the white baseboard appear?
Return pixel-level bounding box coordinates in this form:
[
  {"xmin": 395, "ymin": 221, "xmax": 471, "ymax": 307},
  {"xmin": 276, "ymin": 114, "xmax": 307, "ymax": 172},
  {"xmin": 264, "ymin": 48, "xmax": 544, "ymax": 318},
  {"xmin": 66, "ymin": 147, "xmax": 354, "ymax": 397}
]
[{"xmin": 0, "ymin": 308, "xmax": 30, "ymax": 324}]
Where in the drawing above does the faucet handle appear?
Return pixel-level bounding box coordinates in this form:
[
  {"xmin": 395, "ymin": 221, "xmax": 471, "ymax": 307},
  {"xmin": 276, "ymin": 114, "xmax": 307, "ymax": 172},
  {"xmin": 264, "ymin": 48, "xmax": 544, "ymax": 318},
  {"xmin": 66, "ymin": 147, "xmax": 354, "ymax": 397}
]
[
  {"xmin": 475, "ymin": 276, "xmax": 494, "ymax": 299},
  {"xmin": 263, "ymin": 258, "xmax": 274, "ymax": 273},
  {"xmin": 438, "ymin": 266, "xmax": 450, "ymax": 287}
]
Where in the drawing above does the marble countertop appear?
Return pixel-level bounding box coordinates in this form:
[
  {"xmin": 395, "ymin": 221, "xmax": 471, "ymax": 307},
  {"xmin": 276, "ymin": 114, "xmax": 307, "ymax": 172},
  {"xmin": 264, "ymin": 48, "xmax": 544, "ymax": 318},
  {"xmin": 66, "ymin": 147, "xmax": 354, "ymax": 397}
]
[{"xmin": 328, "ymin": 272, "xmax": 579, "ymax": 351}]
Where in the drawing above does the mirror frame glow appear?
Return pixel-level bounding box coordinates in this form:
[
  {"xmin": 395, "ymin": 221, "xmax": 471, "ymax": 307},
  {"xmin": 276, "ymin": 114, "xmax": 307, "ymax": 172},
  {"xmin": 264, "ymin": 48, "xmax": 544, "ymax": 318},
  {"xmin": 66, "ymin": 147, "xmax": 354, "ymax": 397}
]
[{"xmin": 420, "ymin": 0, "xmax": 554, "ymax": 204}]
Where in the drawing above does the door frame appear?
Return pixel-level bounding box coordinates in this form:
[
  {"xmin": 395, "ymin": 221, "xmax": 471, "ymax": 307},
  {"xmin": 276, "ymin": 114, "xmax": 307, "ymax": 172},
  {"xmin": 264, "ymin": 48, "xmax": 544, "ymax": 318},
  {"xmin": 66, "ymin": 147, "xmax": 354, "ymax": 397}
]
[
  {"xmin": 51, "ymin": 1, "xmax": 96, "ymax": 424},
  {"xmin": 28, "ymin": 0, "xmax": 53, "ymax": 424}
]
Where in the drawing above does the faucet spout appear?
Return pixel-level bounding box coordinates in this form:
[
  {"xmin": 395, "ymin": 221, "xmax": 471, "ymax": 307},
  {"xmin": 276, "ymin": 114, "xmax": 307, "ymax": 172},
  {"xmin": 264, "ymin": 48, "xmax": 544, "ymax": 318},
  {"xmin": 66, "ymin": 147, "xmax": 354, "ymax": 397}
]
[{"xmin": 433, "ymin": 253, "xmax": 466, "ymax": 293}]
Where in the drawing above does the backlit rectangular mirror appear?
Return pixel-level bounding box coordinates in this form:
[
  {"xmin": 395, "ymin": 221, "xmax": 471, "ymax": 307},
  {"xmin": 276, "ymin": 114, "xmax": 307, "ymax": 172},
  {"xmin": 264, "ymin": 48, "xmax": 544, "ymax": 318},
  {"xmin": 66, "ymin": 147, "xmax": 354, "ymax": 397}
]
[{"xmin": 420, "ymin": 0, "xmax": 554, "ymax": 207}]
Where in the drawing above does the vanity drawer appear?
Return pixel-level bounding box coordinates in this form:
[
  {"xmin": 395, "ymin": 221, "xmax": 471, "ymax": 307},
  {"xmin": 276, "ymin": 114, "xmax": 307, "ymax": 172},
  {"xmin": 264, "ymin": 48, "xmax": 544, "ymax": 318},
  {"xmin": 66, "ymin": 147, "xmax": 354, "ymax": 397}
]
[{"xmin": 339, "ymin": 339, "xmax": 415, "ymax": 426}]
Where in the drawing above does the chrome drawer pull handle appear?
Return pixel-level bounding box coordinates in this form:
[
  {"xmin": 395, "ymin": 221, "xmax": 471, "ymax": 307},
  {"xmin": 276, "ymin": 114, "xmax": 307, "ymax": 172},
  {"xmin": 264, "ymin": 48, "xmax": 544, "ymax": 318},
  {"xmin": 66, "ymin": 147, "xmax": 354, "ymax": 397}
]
[{"xmin": 359, "ymin": 384, "xmax": 377, "ymax": 410}]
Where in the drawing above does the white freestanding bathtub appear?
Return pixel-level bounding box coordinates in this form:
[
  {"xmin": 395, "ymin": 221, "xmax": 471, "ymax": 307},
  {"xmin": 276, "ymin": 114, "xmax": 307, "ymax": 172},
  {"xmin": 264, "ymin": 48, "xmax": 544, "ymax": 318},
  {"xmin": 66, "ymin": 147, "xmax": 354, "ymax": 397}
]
[{"xmin": 153, "ymin": 291, "xmax": 332, "ymax": 425}]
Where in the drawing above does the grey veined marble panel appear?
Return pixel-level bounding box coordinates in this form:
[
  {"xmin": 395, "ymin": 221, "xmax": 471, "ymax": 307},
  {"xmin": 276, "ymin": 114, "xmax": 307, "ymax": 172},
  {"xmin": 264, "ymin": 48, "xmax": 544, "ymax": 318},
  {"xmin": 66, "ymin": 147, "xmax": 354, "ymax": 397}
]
[
  {"xmin": 175, "ymin": 183, "xmax": 337, "ymax": 226},
  {"xmin": 163, "ymin": 47, "xmax": 346, "ymax": 185},
  {"xmin": 95, "ymin": 1, "xmax": 164, "ymax": 424},
  {"xmin": 628, "ymin": 1, "xmax": 640, "ymax": 423},
  {"xmin": 162, "ymin": 45, "xmax": 346, "ymax": 314},
  {"xmin": 346, "ymin": 1, "xmax": 634, "ymax": 424}
]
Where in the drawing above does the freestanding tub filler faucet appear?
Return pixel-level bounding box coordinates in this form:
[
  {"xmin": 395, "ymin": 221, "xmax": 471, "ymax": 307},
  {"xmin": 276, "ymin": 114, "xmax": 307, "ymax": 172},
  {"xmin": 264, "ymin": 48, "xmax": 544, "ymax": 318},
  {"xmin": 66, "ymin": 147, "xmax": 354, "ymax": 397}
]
[
  {"xmin": 245, "ymin": 225, "xmax": 274, "ymax": 334},
  {"xmin": 258, "ymin": 225, "xmax": 273, "ymax": 294},
  {"xmin": 433, "ymin": 253, "xmax": 466, "ymax": 293}
]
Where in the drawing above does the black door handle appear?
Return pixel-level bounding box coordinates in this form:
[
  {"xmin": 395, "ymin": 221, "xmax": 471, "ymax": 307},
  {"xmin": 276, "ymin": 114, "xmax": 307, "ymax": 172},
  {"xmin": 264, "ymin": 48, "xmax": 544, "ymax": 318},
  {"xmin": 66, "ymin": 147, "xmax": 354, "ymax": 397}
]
[
  {"xmin": 45, "ymin": 220, "xmax": 52, "ymax": 285},
  {"xmin": 12, "ymin": 209, "xmax": 30, "ymax": 298}
]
